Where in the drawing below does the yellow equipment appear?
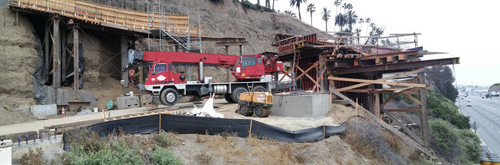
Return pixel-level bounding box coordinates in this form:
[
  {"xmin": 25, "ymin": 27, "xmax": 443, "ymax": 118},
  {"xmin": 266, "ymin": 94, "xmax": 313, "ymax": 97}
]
[{"xmin": 236, "ymin": 92, "xmax": 273, "ymax": 117}]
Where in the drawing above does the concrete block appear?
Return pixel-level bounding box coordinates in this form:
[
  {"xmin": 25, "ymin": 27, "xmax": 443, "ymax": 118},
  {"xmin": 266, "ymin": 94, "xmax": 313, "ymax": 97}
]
[
  {"xmin": 0, "ymin": 140, "xmax": 13, "ymax": 165},
  {"xmin": 117, "ymin": 96, "xmax": 140, "ymax": 109},
  {"xmin": 271, "ymin": 94, "xmax": 330, "ymax": 117},
  {"xmin": 30, "ymin": 104, "xmax": 57, "ymax": 118},
  {"xmin": 140, "ymin": 95, "xmax": 153, "ymax": 107}
]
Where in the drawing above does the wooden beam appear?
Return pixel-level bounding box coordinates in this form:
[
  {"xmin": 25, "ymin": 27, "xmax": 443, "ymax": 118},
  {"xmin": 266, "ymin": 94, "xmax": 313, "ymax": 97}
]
[
  {"xmin": 337, "ymin": 68, "xmax": 424, "ymax": 92},
  {"xmin": 381, "ymin": 93, "xmax": 400, "ymax": 107},
  {"xmin": 419, "ymin": 73, "xmax": 430, "ymax": 148},
  {"xmin": 329, "ymin": 76, "xmax": 426, "ymax": 88},
  {"xmin": 330, "ymin": 88, "xmax": 434, "ymax": 158},
  {"xmin": 381, "ymin": 107, "xmax": 424, "ymax": 145},
  {"xmin": 280, "ymin": 68, "xmax": 292, "ymax": 82},
  {"xmin": 385, "ymin": 109, "xmax": 422, "ymax": 112},
  {"xmin": 295, "ymin": 63, "xmax": 318, "ymax": 80},
  {"xmin": 73, "ymin": 24, "xmax": 79, "ymax": 99},
  {"xmin": 375, "ymin": 93, "xmax": 381, "ymax": 119},
  {"xmin": 342, "ymin": 89, "xmax": 419, "ymax": 94},
  {"xmin": 296, "ymin": 64, "xmax": 320, "ymax": 88},
  {"xmin": 332, "ymin": 57, "xmax": 459, "ymax": 74}
]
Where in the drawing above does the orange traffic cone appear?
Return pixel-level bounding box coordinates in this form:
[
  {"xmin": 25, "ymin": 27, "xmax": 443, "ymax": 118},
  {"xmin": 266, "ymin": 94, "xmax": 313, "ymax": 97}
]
[{"xmin": 61, "ymin": 107, "xmax": 66, "ymax": 117}]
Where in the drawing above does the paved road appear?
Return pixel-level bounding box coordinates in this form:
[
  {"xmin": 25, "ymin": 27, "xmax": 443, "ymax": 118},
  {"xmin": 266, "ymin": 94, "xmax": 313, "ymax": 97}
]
[
  {"xmin": 0, "ymin": 100, "xmax": 217, "ymax": 137},
  {"xmin": 458, "ymin": 95, "xmax": 500, "ymax": 156}
]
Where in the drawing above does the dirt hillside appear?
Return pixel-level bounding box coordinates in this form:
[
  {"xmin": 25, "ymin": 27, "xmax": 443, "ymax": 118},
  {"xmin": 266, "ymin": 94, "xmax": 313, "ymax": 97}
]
[{"xmin": 0, "ymin": 8, "xmax": 37, "ymax": 108}]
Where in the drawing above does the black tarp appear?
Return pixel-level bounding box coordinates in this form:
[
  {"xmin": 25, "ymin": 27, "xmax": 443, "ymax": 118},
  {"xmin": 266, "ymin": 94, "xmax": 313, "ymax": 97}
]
[{"xmin": 64, "ymin": 114, "xmax": 346, "ymax": 150}]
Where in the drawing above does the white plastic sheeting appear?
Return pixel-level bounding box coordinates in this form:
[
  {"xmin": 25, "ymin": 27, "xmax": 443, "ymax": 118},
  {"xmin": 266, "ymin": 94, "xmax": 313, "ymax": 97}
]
[{"xmin": 186, "ymin": 94, "xmax": 224, "ymax": 118}]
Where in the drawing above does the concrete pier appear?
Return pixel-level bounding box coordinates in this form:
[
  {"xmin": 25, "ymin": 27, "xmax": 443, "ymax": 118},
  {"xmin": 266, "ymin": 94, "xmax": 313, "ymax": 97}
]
[{"xmin": 271, "ymin": 93, "xmax": 330, "ymax": 117}]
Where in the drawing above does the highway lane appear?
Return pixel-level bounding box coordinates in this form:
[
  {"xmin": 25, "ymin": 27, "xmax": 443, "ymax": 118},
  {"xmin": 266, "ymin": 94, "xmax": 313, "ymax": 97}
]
[{"xmin": 458, "ymin": 95, "xmax": 500, "ymax": 156}]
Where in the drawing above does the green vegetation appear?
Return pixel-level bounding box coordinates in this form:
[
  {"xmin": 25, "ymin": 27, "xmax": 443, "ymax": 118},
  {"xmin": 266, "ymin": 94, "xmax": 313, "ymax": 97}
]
[
  {"xmin": 425, "ymin": 66, "xmax": 458, "ymax": 102},
  {"xmin": 67, "ymin": 140, "xmax": 143, "ymax": 165},
  {"xmin": 20, "ymin": 148, "xmax": 45, "ymax": 165},
  {"xmin": 64, "ymin": 129, "xmax": 183, "ymax": 165},
  {"xmin": 427, "ymin": 92, "xmax": 469, "ymax": 129},
  {"xmin": 238, "ymin": 0, "xmax": 274, "ymax": 12},
  {"xmin": 151, "ymin": 146, "xmax": 184, "ymax": 165},
  {"xmin": 427, "ymin": 92, "xmax": 480, "ymax": 164}
]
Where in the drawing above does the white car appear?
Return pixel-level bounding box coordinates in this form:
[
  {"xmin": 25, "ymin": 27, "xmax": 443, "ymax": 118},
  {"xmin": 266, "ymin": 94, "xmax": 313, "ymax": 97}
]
[{"xmin": 467, "ymin": 100, "xmax": 472, "ymax": 107}]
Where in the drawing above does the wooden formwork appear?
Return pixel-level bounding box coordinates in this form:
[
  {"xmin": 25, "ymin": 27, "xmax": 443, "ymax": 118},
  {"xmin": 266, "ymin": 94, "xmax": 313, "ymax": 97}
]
[{"xmin": 8, "ymin": 0, "xmax": 200, "ymax": 36}]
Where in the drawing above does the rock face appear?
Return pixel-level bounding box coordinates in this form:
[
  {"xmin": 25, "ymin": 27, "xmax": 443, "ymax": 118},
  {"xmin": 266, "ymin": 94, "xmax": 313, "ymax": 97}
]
[{"xmin": 0, "ymin": 8, "xmax": 37, "ymax": 108}]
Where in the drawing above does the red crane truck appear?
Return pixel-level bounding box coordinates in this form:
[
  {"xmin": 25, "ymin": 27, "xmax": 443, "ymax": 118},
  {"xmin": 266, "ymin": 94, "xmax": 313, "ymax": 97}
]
[{"xmin": 127, "ymin": 50, "xmax": 284, "ymax": 106}]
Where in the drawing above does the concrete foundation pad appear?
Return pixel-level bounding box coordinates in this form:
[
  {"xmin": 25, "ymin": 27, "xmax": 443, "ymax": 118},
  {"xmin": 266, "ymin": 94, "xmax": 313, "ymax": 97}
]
[
  {"xmin": 30, "ymin": 104, "xmax": 57, "ymax": 118},
  {"xmin": 271, "ymin": 94, "xmax": 330, "ymax": 117}
]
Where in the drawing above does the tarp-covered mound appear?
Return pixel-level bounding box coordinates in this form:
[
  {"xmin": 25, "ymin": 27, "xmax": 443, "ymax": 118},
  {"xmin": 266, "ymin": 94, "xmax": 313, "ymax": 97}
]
[{"xmin": 64, "ymin": 114, "xmax": 346, "ymax": 150}]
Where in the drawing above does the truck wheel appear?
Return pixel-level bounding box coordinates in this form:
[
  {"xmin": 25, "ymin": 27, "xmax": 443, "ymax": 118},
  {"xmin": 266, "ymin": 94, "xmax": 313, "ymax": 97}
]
[
  {"xmin": 252, "ymin": 86, "xmax": 266, "ymax": 92},
  {"xmin": 224, "ymin": 94, "xmax": 236, "ymax": 103},
  {"xmin": 231, "ymin": 87, "xmax": 248, "ymax": 103},
  {"xmin": 160, "ymin": 88, "xmax": 178, "ymax": 106}
]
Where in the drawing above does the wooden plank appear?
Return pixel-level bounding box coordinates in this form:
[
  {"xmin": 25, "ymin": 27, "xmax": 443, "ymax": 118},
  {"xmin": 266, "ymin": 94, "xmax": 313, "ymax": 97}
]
[
  {"xmin": 385, "ymin": 109, "xmax": 422, "ymax": 112},
  {"xmin": 342, "ymin": 89, "xmax": 419, "ymax": 94},
  {"xmin": 337, "ymin": 68, "xmax": 424, "ymax": 92},
  {"xmin": 329, "ymin": 76, "xmax": 426, "ymax": 88}
]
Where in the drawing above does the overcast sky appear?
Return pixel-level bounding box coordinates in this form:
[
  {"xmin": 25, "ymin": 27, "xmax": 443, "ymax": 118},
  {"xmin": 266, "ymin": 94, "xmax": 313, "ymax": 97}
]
[{"xmin": 247, "ymin": 0, "xmax": 500, "ymax": 86}]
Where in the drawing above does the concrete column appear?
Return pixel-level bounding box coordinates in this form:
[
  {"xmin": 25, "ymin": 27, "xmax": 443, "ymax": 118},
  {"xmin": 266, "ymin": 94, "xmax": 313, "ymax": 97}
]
[
  {"xmin": 121, "ymin": 36, "xmax": 129, "ymax": 88},
  {"xmin": 73, "ymin": 24, "xmax": 79, "ymax": 99},
  {"xmin": 44, "ymin": 22, "xmax": 50, "ymax": 81},
  {"xmin": 61, "ymin": 29, "xmax": 67, "ymax": 83},
  {"xmin": 419, "ymin": 72, "xmax": 430, "ymax": 148}
]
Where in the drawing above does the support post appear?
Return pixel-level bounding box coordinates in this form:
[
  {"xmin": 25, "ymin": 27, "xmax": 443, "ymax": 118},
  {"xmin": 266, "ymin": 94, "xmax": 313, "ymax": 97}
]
[
  {"xmin": 61, "ymin": 29, "xmax": 66, "ymax": 84},
  {"xmin": 44, "ymin": 22, "xmax": 50, "ymax": 81},
  {"xmin": 225, "ymin": 45, "xmax": 230, "ymax": 82},
  {"xmin": 73, "ymin": 24, "xmax": 79, "ymax": 98},
  {"xmin": 319, "ymin": 55, "xmax": 325, "ymax": 92},
  {"xmin": 121, "ymin": 36, "xmax": 129, "ymax": 88},
  {"xmin": 15, "ymin": 11, "xmax": 19, "ymax": 26},
  {"xmin": 53, "ymin": 18, "xmax": 61, "ymax": 87},
  {"xmin": 139, "ymin": 67, "xmax": 144, "ymax": 84},
  {"xmin": 375, "ymin": 93, "xmax": 381, "ymax": 119},
  {"xmin": 419, "ymin": 72, "xmax": 430, "ymax": 148},
  {"xmin": 52, "ymin": 17, "xmax": 61, "ymax": 104},
  {"xmin": 239, "ymin": 45, "xmax": 242, "ymax": 56}
]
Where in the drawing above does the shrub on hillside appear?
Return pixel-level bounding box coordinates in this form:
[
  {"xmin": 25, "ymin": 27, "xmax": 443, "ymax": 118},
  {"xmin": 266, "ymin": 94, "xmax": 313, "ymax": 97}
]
[
  {"xmin": 343, "ymin": 119, "xmax": 405, "ymax": 164},
  {"xmin": 66, "ymin": 140, "xmax": 143, "ymax": 165},
  {"xmin": 429, "ymin": 119, "xmax": 480, "ymax": 164},
  {"xmin": 151, "ymin": 146, "xmax": 184, "ymax": 165},
  {"xmin": 427, "ymin": 92, "xmax": 470, "ymax": 129}
]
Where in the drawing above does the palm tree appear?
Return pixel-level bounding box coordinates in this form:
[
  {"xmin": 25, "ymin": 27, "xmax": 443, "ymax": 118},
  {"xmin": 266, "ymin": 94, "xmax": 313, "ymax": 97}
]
[
  {"xmin": 365, "ymin": 17, "xmax": 371, "ymax": 36},
  {"xmin": 333, "ymin": 0, "xmax": 342, "ymax": 32},
  {"xmin": 306, "ymin": 4, "xmax": 315, "ymax": 25},
  {"xmin": 257, "ymin": 0, "xmax": 260, "ymax": 6},
  {"xmin": 284, "ymin": 10, "xmax": 297, "ymax": 17},
  {"xmin": 359, "ymin": 18, "xmax": 364, "ymax": 35},
  {"xmin": 273, "ymin": 0, "xmax": 277, "ymax": 10},
  {"xmin": 266, "ymin": 0, "xmax": 271, "ymax": 8},
  {"xmin": 321, "ymin": 8, "xmax": 330, "ymax": 34},
  {"xmin": 345, "ymin": 10, "xmax": 358, "ymax": 32},
  {"xmin": 290, "ymin": 0, "xmax": 308, "ymax": 20},
  {"xmin": 355, "ymin": 28, "xmax": 361, "ymax": 44},
  {"xmin": 334, "ymin": 13, "xmax": 346, "ymax": 31}
]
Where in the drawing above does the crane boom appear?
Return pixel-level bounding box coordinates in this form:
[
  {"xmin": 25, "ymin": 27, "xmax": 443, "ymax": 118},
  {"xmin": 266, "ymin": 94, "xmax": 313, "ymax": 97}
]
[{"xmin": 143, "ymin": 51, "xmax": 241, "ymax": 66}]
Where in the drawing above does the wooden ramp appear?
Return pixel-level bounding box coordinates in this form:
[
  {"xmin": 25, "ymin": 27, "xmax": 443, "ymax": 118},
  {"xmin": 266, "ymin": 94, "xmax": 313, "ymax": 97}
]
[{"xmin": 8, "ymin": 0, "xmax": 200, "ymax": 36}]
